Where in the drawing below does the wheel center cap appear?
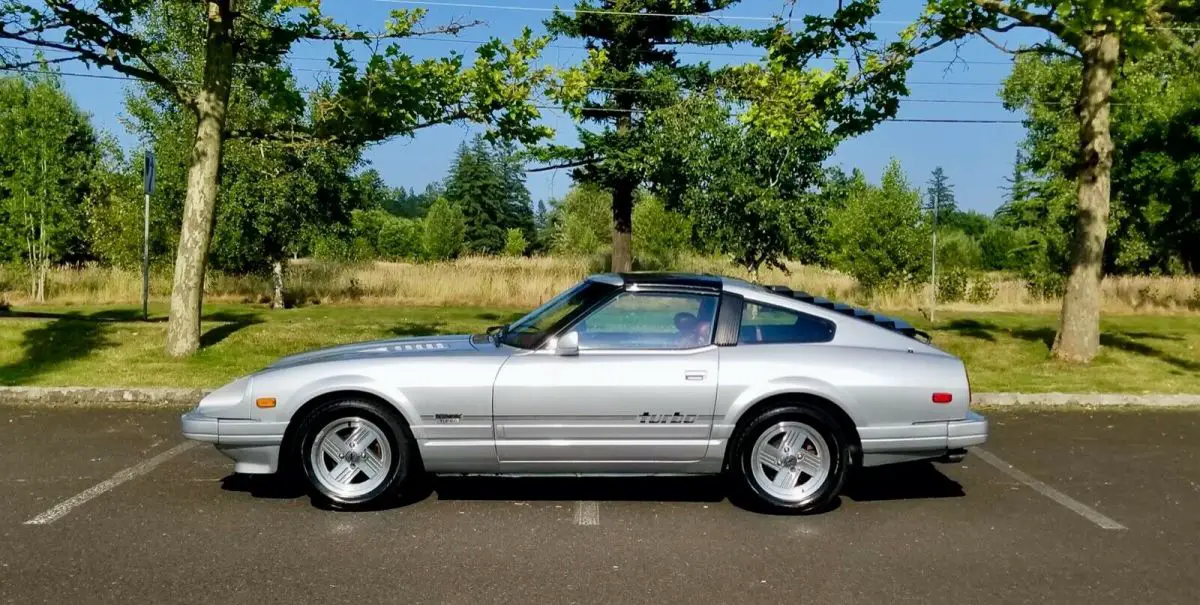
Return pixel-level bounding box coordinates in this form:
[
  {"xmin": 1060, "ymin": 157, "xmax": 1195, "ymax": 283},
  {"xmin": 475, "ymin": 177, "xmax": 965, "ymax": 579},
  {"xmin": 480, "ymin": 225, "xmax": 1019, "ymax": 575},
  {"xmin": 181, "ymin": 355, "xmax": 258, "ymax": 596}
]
[
  {"xmin": 780, "ymin": 454, "xmax": 799, "ymax": 468},
  {"xmin": 344, "ymin": 450, "xmax": 361, "ymax": 464}
]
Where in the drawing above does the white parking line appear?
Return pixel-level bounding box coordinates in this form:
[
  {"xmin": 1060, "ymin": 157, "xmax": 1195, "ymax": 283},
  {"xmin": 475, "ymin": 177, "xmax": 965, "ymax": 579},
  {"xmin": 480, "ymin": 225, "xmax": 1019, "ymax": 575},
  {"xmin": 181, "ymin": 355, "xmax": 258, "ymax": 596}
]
[
  {"xmin": 23, "ymin": 442, "xmax": 197, "ymax": 526},
  {"xmin": 973, "ymin": 447, "xmax": 1126, "ymax": 531},
  {"xmin": 574, "ymin": 500, "xmax": 599, "ymax": 526}
]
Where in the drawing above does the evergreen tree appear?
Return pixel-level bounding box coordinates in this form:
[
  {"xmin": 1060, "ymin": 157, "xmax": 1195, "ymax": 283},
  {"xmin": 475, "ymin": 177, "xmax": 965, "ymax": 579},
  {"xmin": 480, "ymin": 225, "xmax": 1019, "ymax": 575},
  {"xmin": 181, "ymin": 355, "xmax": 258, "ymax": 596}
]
[
  {"xmin": 541, "ymin": 2, "xmax": 757, "ymax": 272},
  {"xmin": 444, "ymin": 139, "xmax": 507, "ymax": 254},
  {"xmin": 494, "ymin": 141, "xmax": 536, "ymax": 242},
  {"xmin": 925, "ymin": 166, "xmax": 958, "ymax": 217}
]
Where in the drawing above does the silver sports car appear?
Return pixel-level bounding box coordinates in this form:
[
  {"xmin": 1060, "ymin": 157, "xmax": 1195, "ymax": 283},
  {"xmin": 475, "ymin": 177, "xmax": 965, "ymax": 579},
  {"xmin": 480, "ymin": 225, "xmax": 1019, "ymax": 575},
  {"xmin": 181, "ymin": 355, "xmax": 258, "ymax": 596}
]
[{"xmin": 182, "ymin": 273, "xmax": 987, "ymax": 513}]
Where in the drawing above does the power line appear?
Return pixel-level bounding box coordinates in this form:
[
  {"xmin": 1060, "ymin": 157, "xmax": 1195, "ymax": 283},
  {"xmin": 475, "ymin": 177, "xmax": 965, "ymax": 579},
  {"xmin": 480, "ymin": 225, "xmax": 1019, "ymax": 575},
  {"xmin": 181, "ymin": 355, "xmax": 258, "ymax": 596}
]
[
  {"xmin": 1, "ymin": 66, "xmax": 1024, "ymax": 122},
  {"xmin": 375, "ymin": 0, "xmax": 1200, "ymax": 30},
  {"xmin": 3, "ymin": 39, "xmax": 1019, "ymax": 67},
  {"xmin": 528, "ymin": 104, "xmax": 1022, "ymax": 123},
  {"xmin": 373, "ymin": 0, "xmax": 912, "ymax": 25}
]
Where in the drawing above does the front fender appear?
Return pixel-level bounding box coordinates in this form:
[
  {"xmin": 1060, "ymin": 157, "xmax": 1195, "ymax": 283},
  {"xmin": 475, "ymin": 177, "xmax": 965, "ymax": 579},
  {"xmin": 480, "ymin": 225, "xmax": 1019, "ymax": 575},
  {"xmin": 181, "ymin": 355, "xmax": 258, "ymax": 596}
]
[{"xmin": 251, "ymin": 369, "xmax": 423, "ymax": 437}]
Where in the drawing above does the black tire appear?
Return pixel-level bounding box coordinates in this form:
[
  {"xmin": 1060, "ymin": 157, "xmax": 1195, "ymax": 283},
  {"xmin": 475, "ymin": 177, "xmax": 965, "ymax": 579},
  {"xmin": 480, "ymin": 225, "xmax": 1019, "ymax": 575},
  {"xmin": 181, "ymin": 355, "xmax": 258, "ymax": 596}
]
[
  {"xmin": 729, "ymin": 404, "xmax": 851, "ymax": 514},
  {"xmin": 295, "ymin": 398, "xmax": 416, "ymax": 510}
]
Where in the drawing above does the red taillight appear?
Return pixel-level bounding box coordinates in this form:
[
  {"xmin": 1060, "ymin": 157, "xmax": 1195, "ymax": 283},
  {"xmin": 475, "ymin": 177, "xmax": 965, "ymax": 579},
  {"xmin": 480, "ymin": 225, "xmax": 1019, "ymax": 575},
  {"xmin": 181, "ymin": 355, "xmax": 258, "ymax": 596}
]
[{"xmin": 932, "ymin": 392, "xmax": 953, "ymax": 404}]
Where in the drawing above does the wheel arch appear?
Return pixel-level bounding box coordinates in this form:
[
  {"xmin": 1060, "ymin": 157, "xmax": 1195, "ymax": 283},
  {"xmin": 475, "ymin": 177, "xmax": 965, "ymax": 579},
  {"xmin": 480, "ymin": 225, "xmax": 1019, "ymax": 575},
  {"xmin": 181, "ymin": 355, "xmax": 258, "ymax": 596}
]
[
  {"xmin": 722, "ymin": 392, "xmax": 862, "ymax": 472},
  {"xmin": 280, "ymin": 389, "xmax": 422, "ymax": 475}
]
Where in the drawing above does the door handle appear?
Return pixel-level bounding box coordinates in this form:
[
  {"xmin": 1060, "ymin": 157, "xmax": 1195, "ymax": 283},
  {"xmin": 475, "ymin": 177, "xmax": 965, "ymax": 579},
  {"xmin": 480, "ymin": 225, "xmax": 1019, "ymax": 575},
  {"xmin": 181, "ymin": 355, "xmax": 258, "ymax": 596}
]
[{"xmin": 685, "ymin": 370, "xmax": 707, "ymax": 381}]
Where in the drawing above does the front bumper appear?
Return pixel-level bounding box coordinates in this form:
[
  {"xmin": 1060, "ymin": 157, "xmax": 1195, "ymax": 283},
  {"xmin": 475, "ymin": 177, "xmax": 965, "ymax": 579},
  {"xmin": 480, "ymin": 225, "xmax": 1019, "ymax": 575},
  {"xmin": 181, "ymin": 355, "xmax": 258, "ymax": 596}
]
[
  {"xmin": 947, "ymin": 411, "xmax": 989, "ymax": 448},
  {"xmin": 181, "ymin": 410, "xmax": 287, "ymax": 474}
]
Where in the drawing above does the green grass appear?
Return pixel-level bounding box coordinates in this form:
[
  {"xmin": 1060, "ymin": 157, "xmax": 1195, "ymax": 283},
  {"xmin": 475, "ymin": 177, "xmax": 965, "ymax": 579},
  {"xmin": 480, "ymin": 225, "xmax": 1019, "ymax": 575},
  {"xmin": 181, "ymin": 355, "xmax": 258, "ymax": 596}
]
[{"xmin": 0, "ymin": 303, "xmax": 1197, "ymax": 392}]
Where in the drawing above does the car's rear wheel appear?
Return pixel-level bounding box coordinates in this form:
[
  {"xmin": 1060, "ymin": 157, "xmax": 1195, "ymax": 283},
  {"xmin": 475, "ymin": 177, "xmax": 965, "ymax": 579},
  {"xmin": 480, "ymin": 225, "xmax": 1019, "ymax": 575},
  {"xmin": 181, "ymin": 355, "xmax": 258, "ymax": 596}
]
[
  {"xmin": 297, "ymin": 399, "xmax": 414, "ymax": 509},
  {"xmin": 731, "ymin": 404, "xmax": 850, "ymax": 514}
]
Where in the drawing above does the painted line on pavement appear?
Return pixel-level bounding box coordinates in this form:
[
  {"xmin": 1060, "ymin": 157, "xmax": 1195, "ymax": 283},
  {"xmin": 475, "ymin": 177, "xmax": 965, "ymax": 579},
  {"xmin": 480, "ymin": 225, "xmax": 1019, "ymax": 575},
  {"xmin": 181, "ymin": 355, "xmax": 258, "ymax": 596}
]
[
  {"xmin": 574, "ymin": 500, "xmax": 599, "ymax": 526},
  {"xmin": 973, "ymin": 447, "xmax": 1126, "ymax": 530},
  {"xmin": 23, "ymin": 442, "xmax": 198, "ymax": 526}
]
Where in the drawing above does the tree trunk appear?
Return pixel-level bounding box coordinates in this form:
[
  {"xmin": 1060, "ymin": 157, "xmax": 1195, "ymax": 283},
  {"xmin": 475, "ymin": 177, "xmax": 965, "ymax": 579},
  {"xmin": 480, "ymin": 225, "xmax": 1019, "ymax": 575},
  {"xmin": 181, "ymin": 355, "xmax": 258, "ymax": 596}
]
[
  {"xmin": 165, "ymin": 0, "xmax": 235, "ymax": 358},
  {"xmin": 271, "ymin": 259, "xmax": 285, "ymax": 310},
  {"xmin": 1051, "ymin": 30, "xmax": 1119, "ymax": 364},
  {"xmin": 611, "ymin": 181, "xmax": 634, "ymax": 273},
  {"xmin": 610, "ymin": 113, "xmax": 634, "ymax": 273}
]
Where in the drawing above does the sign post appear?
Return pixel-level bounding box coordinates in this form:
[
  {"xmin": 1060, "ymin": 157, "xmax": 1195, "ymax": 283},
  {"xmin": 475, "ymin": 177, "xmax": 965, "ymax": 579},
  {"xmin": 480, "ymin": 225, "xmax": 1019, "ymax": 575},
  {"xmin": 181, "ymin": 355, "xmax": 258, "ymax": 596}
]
[{"xmin": 142, "ymin": 151, "xmax": 156, "ymax": 321}]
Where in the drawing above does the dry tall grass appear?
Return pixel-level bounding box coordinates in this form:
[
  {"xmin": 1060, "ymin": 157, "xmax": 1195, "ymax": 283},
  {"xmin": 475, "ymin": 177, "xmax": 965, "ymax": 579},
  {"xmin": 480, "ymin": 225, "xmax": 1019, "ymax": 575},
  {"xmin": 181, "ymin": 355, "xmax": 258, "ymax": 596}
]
[{"xmin": 2, "ymin": 256, "xmax": 1198, "ymax": 314}]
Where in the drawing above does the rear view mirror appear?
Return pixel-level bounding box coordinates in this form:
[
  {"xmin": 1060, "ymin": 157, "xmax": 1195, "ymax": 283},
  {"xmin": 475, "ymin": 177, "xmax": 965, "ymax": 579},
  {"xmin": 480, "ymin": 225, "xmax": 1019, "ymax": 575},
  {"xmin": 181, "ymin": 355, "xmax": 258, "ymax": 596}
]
[{"xmin": 555, "ymin": 331, "xmax": 580, "ymax": 357}]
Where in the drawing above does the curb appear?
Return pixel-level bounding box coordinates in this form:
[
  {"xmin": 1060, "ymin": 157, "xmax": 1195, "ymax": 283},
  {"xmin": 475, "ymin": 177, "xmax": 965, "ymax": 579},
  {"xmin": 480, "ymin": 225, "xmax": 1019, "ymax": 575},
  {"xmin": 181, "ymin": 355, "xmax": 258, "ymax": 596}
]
[
  {"xmin": 972, "ymin": 392, "xmax": 1200, "ymax": 408},
  {"xmin": 1, "ymin": 387, "xmax": 1199, "ymax": 409},
  {"xmin": 0, "ymin": 387, "xmax": 209, "ymax": 408}
]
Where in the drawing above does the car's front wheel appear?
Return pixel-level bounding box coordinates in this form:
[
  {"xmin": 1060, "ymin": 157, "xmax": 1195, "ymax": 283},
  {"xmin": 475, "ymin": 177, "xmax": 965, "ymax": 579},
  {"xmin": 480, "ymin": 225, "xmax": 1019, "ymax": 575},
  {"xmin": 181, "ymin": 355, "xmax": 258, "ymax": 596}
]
[
  {"xmin": 731, "ymin": 404, "xmax": 850, "ymax": 514},
  {"xmin": 296, "ymin": 399, "xmax": 414, "ymax": 509}
]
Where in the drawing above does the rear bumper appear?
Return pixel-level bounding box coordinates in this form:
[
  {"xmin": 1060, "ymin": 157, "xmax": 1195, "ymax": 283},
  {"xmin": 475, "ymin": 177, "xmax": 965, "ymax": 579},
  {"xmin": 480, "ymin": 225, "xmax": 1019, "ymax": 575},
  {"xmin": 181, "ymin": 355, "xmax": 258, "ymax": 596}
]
[
  {"xmin": 858, "ymin": 411, "xmax": 988, "ymax": 467},
  {"xmin": 180, "ymin": 410, "xmax": 286, "ymax": 474},
  {"xmin": 947, "ymin": 411, "xmax": 989, "ymax": 448}
]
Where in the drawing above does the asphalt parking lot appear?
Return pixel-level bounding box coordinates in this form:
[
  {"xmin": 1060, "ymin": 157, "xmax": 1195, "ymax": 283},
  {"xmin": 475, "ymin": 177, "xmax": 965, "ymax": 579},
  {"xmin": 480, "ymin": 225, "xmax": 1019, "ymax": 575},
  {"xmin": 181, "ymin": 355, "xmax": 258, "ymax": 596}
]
[{"xmin": 1, "ymin": 405, "xmax": 1198, "ymax": 604}]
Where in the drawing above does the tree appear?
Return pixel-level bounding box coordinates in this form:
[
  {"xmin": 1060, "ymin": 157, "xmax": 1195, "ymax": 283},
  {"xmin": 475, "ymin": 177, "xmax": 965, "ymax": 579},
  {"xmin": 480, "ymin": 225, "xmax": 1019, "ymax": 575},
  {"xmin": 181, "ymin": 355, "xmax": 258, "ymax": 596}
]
[
  {"xmin": 827, "ymin": 160, "xmax": 930, "ymax": 291},
  {"xmin": 917, "ymin": 0, "xmax": 1197, "ymax": 362},
  {"xmin": 641, "ymin": 94, "xmax": 834, "ymax": 277},
  {"xmin": 494, "ymin": 141, "xmax": 537, "ymax": 244},
  {"xmin": 0, "ymin": 68, "xmax": 98, "ymax": 301},
  {"xmin": 2, "ymin": 1, "xmax": 558, "ymax": 356},
  {"xmin": 422, "ymin": 198, "xmax": 466, "ymax": 261},
  {"xmin": 1001, "ymin": 43, "xmax": 1200, "ymax": 275},
  {"xmin": 444, "ymin": 139, "xmax": 507, "ymax": 254},
  {"xmin": 926, "ymin": 166, "xmax": 958, "ymax": 216},
  {"xmin": 537, "ymin": 2, "xmax": 761, "ymax": 272},
  {"xmin": 540, "ymin": 1, "xmax": 916, "ymax": 273}
]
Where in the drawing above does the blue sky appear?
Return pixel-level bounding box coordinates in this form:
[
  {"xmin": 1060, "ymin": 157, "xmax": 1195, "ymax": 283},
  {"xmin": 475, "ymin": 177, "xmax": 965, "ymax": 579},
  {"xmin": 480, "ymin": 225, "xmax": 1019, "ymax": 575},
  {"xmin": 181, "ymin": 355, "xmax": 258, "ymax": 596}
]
[{"xmin": 41, "ymin": 0, "xmax": 1043, "ymax": 214}]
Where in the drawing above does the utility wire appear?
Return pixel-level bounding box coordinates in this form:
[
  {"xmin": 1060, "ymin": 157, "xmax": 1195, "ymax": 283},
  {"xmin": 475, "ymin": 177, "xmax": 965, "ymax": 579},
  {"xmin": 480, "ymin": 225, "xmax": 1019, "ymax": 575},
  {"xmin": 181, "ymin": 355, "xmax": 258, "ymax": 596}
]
[
  {"xmin": 2, "ymin": 40, "xmax": 1019, "ymax": 66},
  {"xmin": 373, "ymin": 0, "xmax": 1200, "ymax": 30},
  {"xmin": 373, "ymin": 0, "xmax": 911, "ymax": 24},
  {"xmin": 0, "ymin": 66, "xmax": 1028, "ymax": 120}
]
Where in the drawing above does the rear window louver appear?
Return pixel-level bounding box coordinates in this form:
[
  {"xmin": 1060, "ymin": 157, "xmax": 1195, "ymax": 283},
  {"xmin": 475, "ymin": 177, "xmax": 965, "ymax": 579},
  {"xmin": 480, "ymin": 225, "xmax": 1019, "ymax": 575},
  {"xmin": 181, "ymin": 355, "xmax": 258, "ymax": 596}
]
[{"xmin": 765, "ymin": 285, "xmax": 931, "ymax": 343}]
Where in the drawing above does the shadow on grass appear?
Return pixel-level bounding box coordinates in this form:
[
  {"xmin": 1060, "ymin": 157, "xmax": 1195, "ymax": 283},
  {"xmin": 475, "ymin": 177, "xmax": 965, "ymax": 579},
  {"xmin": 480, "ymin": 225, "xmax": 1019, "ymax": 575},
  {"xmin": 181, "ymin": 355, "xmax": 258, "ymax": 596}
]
[
  {"xmin": 940, "ymin": 319, "xmax": 998, "ymax": 342},
  {"xmin": 0, "ymin": 311, "xmax": 115, "ymax": 385},
  {"xmin": 390, "ymin": 322, "xmax": 447, "ymax": 337},
  {"xmin": 3, "ymin": 308, "xmax": 163, "ymax": 322},
  {"xmin": 939, "ymin": 319, "xmax": 1199, "ymax": 372},
  {"xmin": 200, "ymin": 314, "xmax": 264, "ymax": 348},
  {"xmin": 476, "ymin": 311, "xmax": 524, "ymax": 323},
  {"xmin": 0, "ymin": 307, "xmax": 268, "ymax": 384}
]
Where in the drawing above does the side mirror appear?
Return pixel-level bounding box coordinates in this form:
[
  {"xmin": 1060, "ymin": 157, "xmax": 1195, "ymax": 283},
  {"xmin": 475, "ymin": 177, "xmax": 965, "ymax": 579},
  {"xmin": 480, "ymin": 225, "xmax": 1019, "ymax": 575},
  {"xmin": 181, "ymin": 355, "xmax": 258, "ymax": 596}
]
[{"xmin": 554, "ymin": 331, "xmax": 580, "ymax": 357}]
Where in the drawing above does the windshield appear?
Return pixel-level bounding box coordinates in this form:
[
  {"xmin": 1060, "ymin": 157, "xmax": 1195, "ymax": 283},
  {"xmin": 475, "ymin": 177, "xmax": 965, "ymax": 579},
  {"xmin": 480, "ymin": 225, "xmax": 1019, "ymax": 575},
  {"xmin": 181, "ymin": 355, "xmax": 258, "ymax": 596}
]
[{"xmin": 500, "ymin": 279, "xmax": 617, "ymax": 349}]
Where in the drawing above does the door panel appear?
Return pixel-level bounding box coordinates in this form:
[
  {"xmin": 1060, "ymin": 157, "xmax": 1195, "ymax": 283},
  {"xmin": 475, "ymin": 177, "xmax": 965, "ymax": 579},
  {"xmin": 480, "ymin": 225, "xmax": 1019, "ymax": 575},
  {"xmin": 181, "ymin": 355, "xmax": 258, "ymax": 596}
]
[{"xmin": 492, "ymin": 347, "xmax": 719, "ymax": 464}]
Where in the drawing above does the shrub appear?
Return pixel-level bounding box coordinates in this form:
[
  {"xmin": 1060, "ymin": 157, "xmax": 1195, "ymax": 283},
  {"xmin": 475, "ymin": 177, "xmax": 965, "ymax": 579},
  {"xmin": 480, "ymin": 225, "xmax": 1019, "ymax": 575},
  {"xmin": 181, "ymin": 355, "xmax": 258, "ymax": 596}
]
[
  {"xmin": 502, "ymin": 228, "xmax": 528, "ymax": 257},
  {"xmin": 1026, "ymin": 271, "xmax": 1066, "ymax": 299},
  {"xmin": 937, "ymin": 266, "xmax": 969, "ymax": 303},
  {"xmin": 936, "ymin": 229, "xmax": 982, "ymax": 270},
  {"xmin": 967, "ymin": 273, "xmax": 997, "ymax": 304},
  {"xmin": 378, "ymin": 217, "xmax": 421, "ymax": 260},
  {"xmin": 421, "ymin": 198, "xmax": 466, "ymax": 261},
  {"xmin": 632, "ymin": 193, "xmax": 692, "ymax": 270},
  {"xmin": 551, "ymin": 185, "xmax": 611, "ymax": 256},
  {"xmin": 827, "ymin": 159, "xmax": 930, "ymax": 291}
]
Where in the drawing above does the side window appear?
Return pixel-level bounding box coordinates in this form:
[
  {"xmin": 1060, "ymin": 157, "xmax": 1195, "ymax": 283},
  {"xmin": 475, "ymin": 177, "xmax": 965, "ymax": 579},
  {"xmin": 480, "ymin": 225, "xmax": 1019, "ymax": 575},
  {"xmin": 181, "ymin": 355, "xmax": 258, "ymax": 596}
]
[
  {"xmin": 740, "ymin": 302, "xmax": 835, "ymax": 344},
  {"xmin": 574, "ymin": 292, "xmax": 719, "ymax": 350}
]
